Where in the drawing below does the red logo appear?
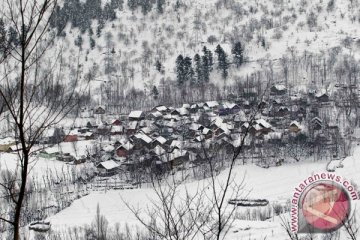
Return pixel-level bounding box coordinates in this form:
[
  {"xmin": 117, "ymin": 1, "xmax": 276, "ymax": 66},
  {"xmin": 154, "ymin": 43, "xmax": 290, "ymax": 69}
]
[{"xmin": 301, "ymin": 182, "xmax": 350, "ymax": 231}]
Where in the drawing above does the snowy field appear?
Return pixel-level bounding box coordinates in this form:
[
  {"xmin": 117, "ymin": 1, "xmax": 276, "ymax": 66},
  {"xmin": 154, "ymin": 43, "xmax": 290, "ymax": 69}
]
[
  {"xmin": 1, "ymin": 139, "xmax": 358, "ymax": 239},
  {"xmin": 0, "ymin": 141, "xmax": 96, "ymax": 186},
  {"xmin": 44, "ymin": 145, "xmax": 360, "ymax": 239}
]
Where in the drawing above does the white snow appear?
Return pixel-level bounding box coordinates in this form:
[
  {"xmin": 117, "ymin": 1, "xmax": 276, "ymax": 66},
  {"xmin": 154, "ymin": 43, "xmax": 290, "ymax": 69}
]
[
  {"xmin": 97, "ymin": 160, "xmax": 120, "ymax": 170},
  {"xmin": 206, "ymin": 101, "xmax": 219, "ymax": 108},
  {"xmin": 129, "ymin": 111, "xmax": 144, "ymax": 119},
  {"xmin": 46, "ymin": 143, "xmax": 360, "ymax": 239},
  {"xmin": 134, "ymin": 133, "xmax": 153, "ymax": 144},
  {"xmin": 0, "ymin": 137, "xmax": 16, "ymax": 145}
]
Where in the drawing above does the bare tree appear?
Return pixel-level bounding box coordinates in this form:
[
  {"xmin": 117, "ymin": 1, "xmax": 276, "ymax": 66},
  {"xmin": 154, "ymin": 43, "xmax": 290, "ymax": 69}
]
[
  {"xmin": 92, "ymin": 204, "xmax": 109, "ymax": 240},
  {"xmin": 125, "ymin": 173, "xmax": 209, "ymax": 240},
  {"xmin": 278, "ymin": 214, "xmax": 300, "ymax": 240},
  {"xmin": 0, "ymin": 0, "xmax": 80, "ymax": 239},
  {"xmin": 195, "ymin": 103, "xmax": 262, "ymax": 240}
]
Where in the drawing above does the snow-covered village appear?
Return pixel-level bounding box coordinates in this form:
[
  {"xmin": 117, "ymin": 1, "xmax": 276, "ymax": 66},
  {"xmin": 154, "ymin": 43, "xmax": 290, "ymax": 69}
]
[{"xmin": 1, "ymin": 0, "xmax": 360, "ymax": 239}]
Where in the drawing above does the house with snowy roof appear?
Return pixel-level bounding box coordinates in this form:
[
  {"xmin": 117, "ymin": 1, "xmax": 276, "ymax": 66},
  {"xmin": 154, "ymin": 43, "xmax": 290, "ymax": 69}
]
[
  {"xmin": 152, "ymin": 145, "xmax": 166, "ymax": 156},
  {"xmin": 97, "ymin": 160, "xmax": 120, "ymax": 176},
  {"xmin": 315, "ymin": 92, "xmax": 330, "ymax": 102},
  {"xmin": 116, "ymin": 142, "xmax": 134, "ymax": 157},
  {"xmin": 219, "ymin": 102, "xmax": 240, "ymax": 115},
  {"xmin": 128, "ymin": 111, "xmax": 145, "ymax": 121},
  {"xmin": 311, "ymin": 117, "xmax": 323, "ymax": 130},
  {"xmin": 86, "ymin": 120, "xmax": 98, "ymax": 129},
  {"xmin": 133, "ymin": 133, "xmax": 153, "ymax": 150},
  {"xmin": 94, "ymin": 106, "xmax": 106, "ymax": 115},
  {"xmin": 111, "ymin": 119, "xmax": 122, "ymax": 126},
  {"xmin": 193, "ymin": 135, "xmax": 205, "ymax": 142},
  {"xmin": 127, "ymin": 121, "xmax": 138, "ymax": 135},
  {"xmin": 64, "ymin": 129, "xmax": 79, "ymax": 142},
  {"xmin": 41, "ymin": 128, "xmax": 65, "ymax": 144},
  {"xmin": 148, "ymin": 111, "xmax": 163, "ymax": 120},
  {"xmin": 289, "ymin": 121, "xmax": 302, "ymax": 133},
  {"xmin": 110, "ymin": 125, "xmax": 124, "ymax": 135},
  {"xmin": 202, "ymin": 127, "xmax": 213, "ymax": 139},
  {"xmin": 234, "ymin": 111, "xmax": 247, "ymax": 128},
  {"xmin": 182, "ymin": 103, "xmax": 191, "ymax": 109},
  {"xmin": 97, "ymin": 123, "xmax": 111, "ymax": 135},
  {"xmin": 204, "ymin": 101, "xmax": 219, "ymax": 110},
  {"xmin": 179, "ymin": 107, "xmax": 190, "ymax": 116},
  {"xmin": 153, "ymin": 136, "xmax": 167, "ymax": 147},
  {"xmin": 270, "ymin": 84, "xmax": 287, "ymax": 95},
  {"xmin": 190, "ymin": 103, "xmax": 200, "ymax": 113},
  {"xmin": 249, "ymin": 119, "xmax": 273, "ymax": 135},
  {"xmin": 152, "ymin": 105, "xmax": 168, "ymax": 113},
  {"xmin": 275, "ymin": 106, "xmax": 290, "ymax": 117}
]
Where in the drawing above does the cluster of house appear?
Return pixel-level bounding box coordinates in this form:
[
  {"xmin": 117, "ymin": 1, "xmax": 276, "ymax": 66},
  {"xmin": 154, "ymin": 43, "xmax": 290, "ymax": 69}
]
[
  {"xmin": 88, "ymin": 84, "xmax": 343, "ymax": 176},
  {"xmin": 0, "ymin": 84, "xmax": 345, "ymax": 177}
]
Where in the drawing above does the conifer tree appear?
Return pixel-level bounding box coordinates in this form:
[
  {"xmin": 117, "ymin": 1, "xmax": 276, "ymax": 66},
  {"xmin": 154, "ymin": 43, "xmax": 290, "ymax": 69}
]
[
  {"xmin": 86, "ymin": 0, "xmax": 102, "ymax": 19},
  {"xmin": 183, "ymin": 56, "xmax": 194, "ymax": 83},
  {"xmin": 202, "ymin": 54, "xmax": 210, "ymax": 83},
  {"xmin": 220, "ymin": 52, "xmax": 229, "ymax": 80},
  {"xmin": 208, "ymin": 51, "xmax": 213, "ymax": 70},
  {"xmin": 155, "ymin": 60, "xmax": 162, "ymax": 73},
  {"xmin": 215, "ymin": 44, "xmax": 223, "ymax": 68},
  {"xmin": 111, "ymin": 0, "xmax": 124, "ymax": 9},
  {"xmin": 140, "ymin": 0, "xmax": 152, "ymax": 15},
  {"xmin": 75, "ymin": 35, "xmax": 83, "ymax": 49},
  {"xmin": 97, "ymin": 17, "xmax": 105, "ymax": 37},
  {"xmin": 232, "ymin": 41, "xmax": 244, "ymax": 68},
  {"xmin": 128, "ymin": 0, "xmax": 138, "ymax": 12},
  {"xmin": 157, "ymin": 0, "xmax": 166, "ymax": 14},
  {"xmin": 90, "ymin": 37, "xmax": 95, "ymax": 50},
  {"xmin": 215, "ymin": 44, "xmax": 229, "ymax": 80},
  {"xmin": 152, "ymin": 86, "xmax": 159, "ymax": 100},
  {"xmin": 194, "ymin": 54, "xmax": 202, "ymax": 85},
  {"xmin": 104, "ymin": 3, "xmax": 117, "ymax": 21},
  {"xmin": 203, "ymin": 46, "xmax": 213, "ymax": 71},
  {"xmin": 175, "ymin": 0, "xmax": 181, "ymax": 11},
  {"xmin": 176, "ymin": 55, "xmax": 185, "ymax": 86}
]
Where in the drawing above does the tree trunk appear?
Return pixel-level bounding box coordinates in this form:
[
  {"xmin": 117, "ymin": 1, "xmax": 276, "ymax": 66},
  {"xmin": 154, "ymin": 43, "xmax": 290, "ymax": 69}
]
[{"xmin": 13, "ymin": 153, "xmax": 29, "ymax": 240}]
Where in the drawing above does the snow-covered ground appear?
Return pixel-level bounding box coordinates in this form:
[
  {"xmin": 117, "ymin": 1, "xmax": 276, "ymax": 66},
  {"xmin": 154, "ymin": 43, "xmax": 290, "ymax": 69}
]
[
  {"xmin": 1, "ymin": 137, "xmax": 358, "ymax": 239},
  {"xmin": 0, "ymin": 144, "xmax": 95, "ymax": 185},
  {"xmin": 0, "ymin": 152, "xmax": 71, "ymax": 178},
  {"xmin": 45, "ymin": 145, "xmax": 360, "ymax": 239}
]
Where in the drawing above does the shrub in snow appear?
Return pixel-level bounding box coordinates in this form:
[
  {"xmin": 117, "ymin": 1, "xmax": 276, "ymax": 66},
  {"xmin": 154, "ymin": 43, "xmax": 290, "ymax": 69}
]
[
  {"xmin": 316, "ymin": 4, "xmax": 323, "ymax": 13},
  {"xmin": 282, "ymin": 15, "xmax": 291, "ymax": 25},
  {"xmin": 327, "ymin": 0, "xmax": 335, "ymax": 12},
  {"xmin": 272, "ymin": 28, "xmax": 283, "ymax": 40},
  {"xmin": 307, "ymin": 11, "xmax": 318, "ymax": 30},
  {"xmin": 305, "ymin": 39, "xmax": 312, "ymax": 46},
  {"xmin": 342, "ymin": 36, "xmax": 353, "ymax": 48},
  {"xmin": 228, "ymin": 199, "xmax": 269, "ymax": 207},
  {"xmin": 282, "ymin": 24, "xmax": 289, "ymax": 31},
  {"xmin": 207, "ymin": 35, "xmax": 218, "ymax": 45},
  {"xmin": 273, "ymin": 202, "xmax": 285, "ymax": 216},
  {"xmin": 29, "ymin": 221, "xmax": 51, "ymax": 232}
]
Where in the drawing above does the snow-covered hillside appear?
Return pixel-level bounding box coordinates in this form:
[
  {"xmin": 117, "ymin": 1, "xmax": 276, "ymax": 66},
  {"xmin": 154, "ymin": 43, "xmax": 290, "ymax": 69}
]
[{"xmin": 52, "ymin": 0, "xmax": 360, "ymax": 107}]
